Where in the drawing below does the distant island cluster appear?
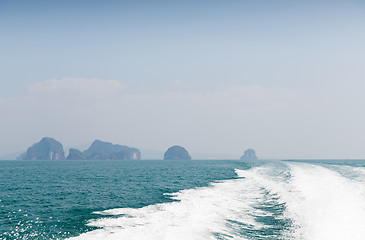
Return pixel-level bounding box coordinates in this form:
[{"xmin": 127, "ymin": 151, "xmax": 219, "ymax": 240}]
[{"xmin": 17, "ymin": 137, "xmax": 258, "ymax": 161}]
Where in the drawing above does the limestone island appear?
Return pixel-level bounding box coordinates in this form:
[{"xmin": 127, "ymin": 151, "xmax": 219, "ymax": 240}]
[
  {"xmin": 240, "ymin": 148, "xmax": 258, "ymax": 160},
  {"xmin": 22, "ymin": 137, "xmax": 66, "ymax": 160},
  {"xmin": 67, "ymin": 140, "xmax": 141, "ymax": 160},
  {"xmin": 164, "ymin": 145, "xmax": 192, "ymax": 160}
]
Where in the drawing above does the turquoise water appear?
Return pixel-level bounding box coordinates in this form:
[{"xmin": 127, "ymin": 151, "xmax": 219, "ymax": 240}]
[
  {"xmin": 1, "ymin": 159, "xmax": 365, "ymax": 239},
  {"xmin": 0, "ymin": 160, "xmax": 246, "ymax": 239}
]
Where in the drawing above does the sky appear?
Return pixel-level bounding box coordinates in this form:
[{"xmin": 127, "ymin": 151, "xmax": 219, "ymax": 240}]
[{"xmin": 1, "ymin": 0, "xmax": 365, "ymax": 159}]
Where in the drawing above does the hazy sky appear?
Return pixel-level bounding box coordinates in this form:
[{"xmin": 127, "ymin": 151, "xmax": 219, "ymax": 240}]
[{"xmin": 1, "ymin": 0, "xmax": 365, "ymax": 159}]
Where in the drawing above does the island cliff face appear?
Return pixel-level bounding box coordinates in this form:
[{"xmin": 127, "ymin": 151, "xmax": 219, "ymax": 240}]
[
  {"xmin": 67, "ymin": 148, "xmax": 86, "ymax": 160},
  {"xmin": 240, "ymin": 148, "xmax": 258, "ymax": 160},
  {"xmin": 22, "ymin": 137, "xmax": 66, "ymax": 160},
  {"xmin": 164, "ymin": 145, "xmax": 192, "ymax": 160},
  {"xmin": 67, "ymin": 140, "xmax": 141, "ymax": 160}
]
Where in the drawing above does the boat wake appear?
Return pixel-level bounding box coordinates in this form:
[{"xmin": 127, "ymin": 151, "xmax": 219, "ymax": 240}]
[{"xmin": 69, "ymin": 162, "xmax": 365, "ymax": 240}]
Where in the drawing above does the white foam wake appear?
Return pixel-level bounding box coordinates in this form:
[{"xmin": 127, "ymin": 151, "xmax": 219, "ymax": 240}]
[
  {"xmin": 235, "ymin": 163, "xmax": 365, "ymax": 240},
  {"xmin": 282, "ymin": 163, "xmax": 365, "ymax": 240},
  {"xmin": 69, "ymin": 162, "xmax": 365, "ymax": 240},
  {"xmin": 69, "ymin": 168, "xmax": 286, "ymax": 240}
]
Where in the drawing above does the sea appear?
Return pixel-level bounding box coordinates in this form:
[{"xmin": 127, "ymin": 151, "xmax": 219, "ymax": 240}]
[{"xmin": 1, "ymin": 159, "xmax": 365, "ymax": 240}]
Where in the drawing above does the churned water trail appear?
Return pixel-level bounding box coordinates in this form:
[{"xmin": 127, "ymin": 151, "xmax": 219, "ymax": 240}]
[
  {"xmin": 69, "ymin": 162, "xmax": 365, "ymax": 240},
  {"xmin": 236, "ymin": 162, "xmax": 365, "ymax": 240},
  {"xmin": 282, "ymin": 163, "xmax": 365, "ymax": 240},
  {"xmin": 69, "ymin": 164, "xmax": 291, "ymax": 240}
]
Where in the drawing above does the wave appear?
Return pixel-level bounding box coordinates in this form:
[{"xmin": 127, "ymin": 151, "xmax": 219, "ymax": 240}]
[
  {"xmin": 69, "ymin": 162, "xmax": 365, "ymax": 240},
  {"xmin": 281, "ymin": 163, "xmax": 365, "ymax": 240}
]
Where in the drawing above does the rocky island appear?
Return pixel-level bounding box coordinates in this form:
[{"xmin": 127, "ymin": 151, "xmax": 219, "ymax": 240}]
[
  {"xmin": 67, "ymin": 140, "xmax": 141, "ymax": 160},
  {"xmin": 67, "ymin": 148, "xmax": 86, "ymax": 160},
  {"xmin": 240, "ymin": 148, "xmax": 258, "ymax": 160},
  {"xmin": 22, "ymin": 137, "xmax": 66, "ymax": 160},
  {"xmin": 164, "ymin": 145, "xmax": 192, "ymax": 160}
]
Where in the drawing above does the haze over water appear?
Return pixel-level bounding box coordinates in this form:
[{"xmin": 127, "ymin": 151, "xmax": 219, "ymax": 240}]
[{"xmin": 1, "ymin": 0, "xmax": 365, "ymax": 159}]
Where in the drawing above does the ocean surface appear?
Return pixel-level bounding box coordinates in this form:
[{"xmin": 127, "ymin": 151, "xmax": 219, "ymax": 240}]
[{"xmin": 1, "ymin": 159, "xmax": 365, "ymax": 240}]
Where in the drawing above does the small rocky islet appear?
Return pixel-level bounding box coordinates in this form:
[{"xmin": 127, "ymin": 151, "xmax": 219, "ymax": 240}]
[
  {"xmin": 163, "ymin": 145, "xmax": 192, "ymax": 160},
  {"xmin": 21, "ymin": 137, "xmax": 66, "ymax": 160},
  {"xmin": 240, "ymin": 148, "xmax": 258, "ymax": 161}
]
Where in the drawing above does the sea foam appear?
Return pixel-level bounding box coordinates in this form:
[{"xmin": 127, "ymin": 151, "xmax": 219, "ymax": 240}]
[
  {"xmin": 283, "ymin": 163, "xmax": 365, "ymax": 240},
  {"xmin": 69, "ymin": 162, "xmax": 365, "ymax": 240},
  {"xmin": 69, "ymin": 169, "xmax": 284, "ymax": 239}
]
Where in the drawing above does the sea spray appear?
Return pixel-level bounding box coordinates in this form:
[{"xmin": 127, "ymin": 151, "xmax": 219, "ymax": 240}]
[{"xmin": 70, "ymin": 164, "xmax": 292, "ymax": 240}]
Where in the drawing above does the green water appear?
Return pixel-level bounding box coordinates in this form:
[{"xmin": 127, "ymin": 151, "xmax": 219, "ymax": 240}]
[{"xmin": 0, "ymin": 160, "xmax": 246, "ymax": 239}]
